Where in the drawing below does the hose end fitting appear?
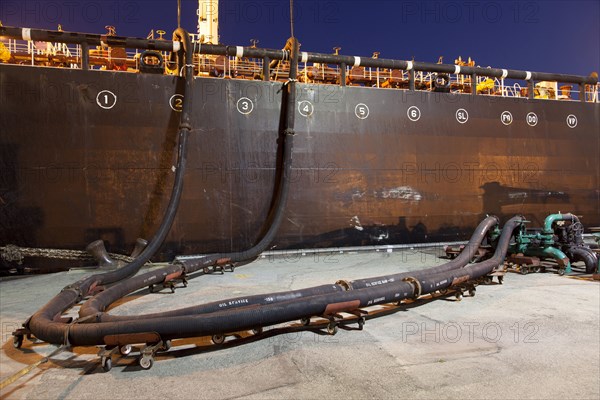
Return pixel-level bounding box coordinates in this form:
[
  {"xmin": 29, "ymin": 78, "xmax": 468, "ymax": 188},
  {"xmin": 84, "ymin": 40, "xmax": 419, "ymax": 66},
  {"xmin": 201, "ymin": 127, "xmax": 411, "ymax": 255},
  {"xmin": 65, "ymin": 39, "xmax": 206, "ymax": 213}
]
[
  {"xmin": 335, "ymin": 280, "xmax": 353, "ymax": 291},
  {"xmin": 402, "ymin": 277, "xmax": 422, "ymax": 299}
]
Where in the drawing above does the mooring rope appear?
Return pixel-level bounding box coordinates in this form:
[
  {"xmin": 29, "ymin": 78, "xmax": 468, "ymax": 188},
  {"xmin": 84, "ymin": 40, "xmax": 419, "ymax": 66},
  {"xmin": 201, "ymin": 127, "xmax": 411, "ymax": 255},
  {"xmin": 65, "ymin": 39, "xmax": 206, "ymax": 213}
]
[{"xmin": 0, "ymin": 345, "xmax": 68, "ymax": 390}]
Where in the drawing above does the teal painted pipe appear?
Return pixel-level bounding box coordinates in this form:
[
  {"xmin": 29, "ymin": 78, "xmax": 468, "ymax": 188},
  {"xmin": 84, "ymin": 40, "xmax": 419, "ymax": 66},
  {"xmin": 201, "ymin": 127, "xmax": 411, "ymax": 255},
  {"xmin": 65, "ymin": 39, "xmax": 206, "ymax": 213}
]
[
  {"xmin": 525, "ymin": 247, "xmax": 572, "ymax": 274},
  {"xmin": 543, "ymin": 213, "xmax": 579, "ymax": 234}
]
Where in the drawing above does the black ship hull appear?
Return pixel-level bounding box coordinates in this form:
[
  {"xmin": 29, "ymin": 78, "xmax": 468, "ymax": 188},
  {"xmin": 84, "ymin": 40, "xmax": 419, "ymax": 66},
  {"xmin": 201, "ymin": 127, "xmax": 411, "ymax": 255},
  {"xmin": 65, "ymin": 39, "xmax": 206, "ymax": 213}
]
[{"xmin": 1, "ymin": 64, "xmax": 599, "ymax": 265}]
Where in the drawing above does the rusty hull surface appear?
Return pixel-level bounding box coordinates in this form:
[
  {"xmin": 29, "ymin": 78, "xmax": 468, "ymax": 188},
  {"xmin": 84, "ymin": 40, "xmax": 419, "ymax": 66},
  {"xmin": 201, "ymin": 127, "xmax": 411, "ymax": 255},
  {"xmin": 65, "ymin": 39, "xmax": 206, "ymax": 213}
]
[{"xmin": 1, "ymin": 64, "xmax": 599, "ymax": 271}]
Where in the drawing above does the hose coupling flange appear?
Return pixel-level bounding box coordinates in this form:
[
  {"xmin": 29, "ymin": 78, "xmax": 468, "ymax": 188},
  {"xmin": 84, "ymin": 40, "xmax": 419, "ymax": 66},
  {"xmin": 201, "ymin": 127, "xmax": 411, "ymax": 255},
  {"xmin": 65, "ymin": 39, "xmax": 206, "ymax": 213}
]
[
  {"xmin": 179, "ymin": 122, "xmax": 192, "ymax": 131},
  {"xmin": 335, "ymin": 280, "xmax": 353, "ymax": 291},
  {"xmin": 402, "ymin": 276, "xmax": 422, "ymax": 299},
  {"xmin": 61, "ymin": 286, "xmax": 84, "ymax": 302}
]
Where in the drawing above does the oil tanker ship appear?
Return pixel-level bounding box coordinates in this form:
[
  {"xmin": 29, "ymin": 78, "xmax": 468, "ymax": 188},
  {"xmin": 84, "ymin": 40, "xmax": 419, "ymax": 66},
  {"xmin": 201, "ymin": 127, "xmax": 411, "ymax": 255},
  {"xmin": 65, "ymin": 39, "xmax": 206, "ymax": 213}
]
[{"xmin": 1, "ymin": 0, "xmax": 599, "ymax": 272}]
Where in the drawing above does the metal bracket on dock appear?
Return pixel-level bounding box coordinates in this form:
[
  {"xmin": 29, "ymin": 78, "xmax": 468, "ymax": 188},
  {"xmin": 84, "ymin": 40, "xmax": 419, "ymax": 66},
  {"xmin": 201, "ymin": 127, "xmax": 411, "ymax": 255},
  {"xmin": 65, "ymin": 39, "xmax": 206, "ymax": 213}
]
[{"xmin": 149, "ymin": 276, "xmax": 188, "ymax": 293}]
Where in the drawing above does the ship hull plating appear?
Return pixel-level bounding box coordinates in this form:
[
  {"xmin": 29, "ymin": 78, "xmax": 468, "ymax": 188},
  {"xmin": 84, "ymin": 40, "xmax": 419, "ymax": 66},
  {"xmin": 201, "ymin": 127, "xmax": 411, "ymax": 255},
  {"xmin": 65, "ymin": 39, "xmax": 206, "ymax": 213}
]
[{"xmin": 1, "ymin": 64, "xmax": 599, "ymax": 266}]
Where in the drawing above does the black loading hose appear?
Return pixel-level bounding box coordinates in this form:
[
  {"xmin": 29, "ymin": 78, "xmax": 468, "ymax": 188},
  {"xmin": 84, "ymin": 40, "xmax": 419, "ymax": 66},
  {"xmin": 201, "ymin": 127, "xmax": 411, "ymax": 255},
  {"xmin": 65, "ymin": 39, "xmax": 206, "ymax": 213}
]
[
  {"xmin": 77, "ymin": 83, "xmax": 300, "ymax": 320},
  {"xmin": 75, "ymin": 37, "xmax": 303, "ymax": 320},
  {"xmin": 78, "ymin": 37, "xmax": 303, "ymax": 303},
  {"xmin": 415, "ymin": 215, "xmax": 524, "ymax": 293},
  {"xmin": 179, "ymin": 36, "xmax": 302, "ymax": 272},
  {"xmin": 20, "ymin": 216, "xmax": 524, "ymax": 347},
  {"xmin": 347, "ymin": 215, "xmax": 500, "ymax": 289},
  {"xmin": 21, "ymin": 29, "xmax": 195, "ymax": 340},
  {"xmin": 24, "ymin": 37, "xmax": 300, "ymax": 344},
  {"xmin": 79, "ymin": 215, "xmax": 500, "ymax": 322}
]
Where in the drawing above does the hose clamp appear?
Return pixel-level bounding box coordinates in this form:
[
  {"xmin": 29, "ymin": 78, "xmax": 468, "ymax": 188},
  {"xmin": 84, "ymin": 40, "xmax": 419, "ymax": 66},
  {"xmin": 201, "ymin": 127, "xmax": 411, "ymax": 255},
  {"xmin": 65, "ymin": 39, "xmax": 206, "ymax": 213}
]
[
  {"xmin": 63, "ymin": 319, "xmax": 76, "ymax": 347},
  {"xmin": 282, "ymin": 78, "xmax": 298, "ymax": 87},
  {"xmin": 63, "ymin": 313, "xmax": 102, "ymax": 346}
]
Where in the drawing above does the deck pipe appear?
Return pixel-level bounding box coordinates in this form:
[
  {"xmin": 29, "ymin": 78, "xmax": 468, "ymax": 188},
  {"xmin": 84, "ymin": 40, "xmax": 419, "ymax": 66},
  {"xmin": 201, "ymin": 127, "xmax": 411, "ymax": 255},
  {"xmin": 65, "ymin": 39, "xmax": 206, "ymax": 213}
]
[
  {"xmin": 543, "ymin": 213, "xmax": 581, "ymax": 235},
  {"xmin": 0, "ymin": 26, "xmax": 180, "ymax": 53},
  {"xmin": 2, "ymin": 26, "xmax": 597, "ymax": 85},
  {"xmin": 544, "ymin": 213, "xmax": 600, "ymax": 274},
  {"xmin": 78, "ymin": 215, "xmax": 500, "ymax": 322},
  {"xmin": 24, "ymin": 216, "xmax": 523, "ymax": 346},
  {"xmin": 193, "ymin": 43, "xmax": 598, "ymax": 86},
  {"xmin": 19, "ymin": 28, "xmax": 195, "ymax": 335},
  {"xmin": 524, "ymin": 247, "xmax": 571, "ymax": 273}
]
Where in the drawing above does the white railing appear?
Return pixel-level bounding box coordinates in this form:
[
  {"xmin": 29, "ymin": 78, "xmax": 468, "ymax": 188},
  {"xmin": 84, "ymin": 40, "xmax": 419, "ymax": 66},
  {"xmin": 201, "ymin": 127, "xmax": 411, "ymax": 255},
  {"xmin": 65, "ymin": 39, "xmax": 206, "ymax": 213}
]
[{"xmin": 588, "ymin": 85, "xmax": 599, "ymax": 103}]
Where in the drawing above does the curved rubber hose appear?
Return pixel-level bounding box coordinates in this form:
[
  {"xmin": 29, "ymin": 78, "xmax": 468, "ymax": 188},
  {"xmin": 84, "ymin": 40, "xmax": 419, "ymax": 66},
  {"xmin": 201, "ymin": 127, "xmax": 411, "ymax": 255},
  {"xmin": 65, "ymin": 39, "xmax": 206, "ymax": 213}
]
[
  {"xmin": 349, "ymin": 215, "xmax": 499, "ymax": 289},
  {"xmin": 94, "ymin": 29, "xmax": 194, "ymax": 286},
  {"xmin": 177, "ymin": 38, "xmax": 301, "ymax": 273},
  {"xmin": 80, "ymin": 215, "xmax": 499, "ymax": 321},
  {"xmin": 78, "ymin": 38, "xmax": 301, "ymax": 320},
  {"xmin": 417, "ymin": 216, "xmax": 524, "ymax": 292},
  {"xmin": 78, "ymin": 38, "xmax": 306, "ymax": 320},
  {"xmin": 84, "ymin": 285, "xmax": 345, "ymax": 322},
  {"xmin": 23, "ymin": 29, "xmax": 194, "ymax": 339},
  {"xmin": 26, "ymin": 216, "xmax": 523, "ymax": 346},
  {"xmin": 543, "ymin": 212, "xmax": 580, "ymax": 233},
  {"xmin": 569, "ymin": 246, "xmax": 599, "ymax": 274},
  {"xmin": 28, "ymin": 36, "xmax": 300, "ymax": 340}
]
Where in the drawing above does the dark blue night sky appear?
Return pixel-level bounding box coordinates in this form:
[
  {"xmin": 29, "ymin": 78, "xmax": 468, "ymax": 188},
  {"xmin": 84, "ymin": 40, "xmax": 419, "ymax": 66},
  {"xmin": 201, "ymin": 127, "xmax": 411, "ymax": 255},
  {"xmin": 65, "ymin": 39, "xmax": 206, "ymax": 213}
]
[{"xmin": 1, "ymin": 0, "xmax": 598, "ymax": 76}]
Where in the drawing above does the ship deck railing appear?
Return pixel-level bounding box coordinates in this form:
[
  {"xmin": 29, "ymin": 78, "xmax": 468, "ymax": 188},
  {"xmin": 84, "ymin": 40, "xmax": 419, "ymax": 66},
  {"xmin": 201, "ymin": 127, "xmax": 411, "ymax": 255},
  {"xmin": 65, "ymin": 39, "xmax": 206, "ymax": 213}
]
[{"xmin": 1, "ymin": 30, "xmax": 598, "ymax": 103}]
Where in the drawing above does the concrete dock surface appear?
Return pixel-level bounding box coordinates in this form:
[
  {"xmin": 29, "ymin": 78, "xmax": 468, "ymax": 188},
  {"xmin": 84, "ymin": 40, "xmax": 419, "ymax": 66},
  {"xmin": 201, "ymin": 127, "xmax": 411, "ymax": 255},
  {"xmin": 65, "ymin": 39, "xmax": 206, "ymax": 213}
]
[{"xmin": 1, "ymin": 247, "xmax": 599, "ymax": 399}]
